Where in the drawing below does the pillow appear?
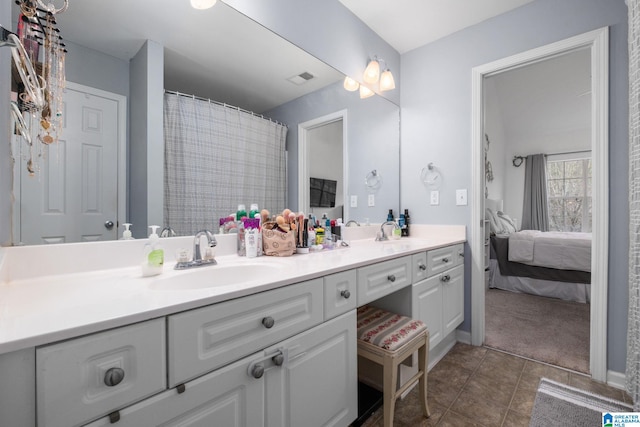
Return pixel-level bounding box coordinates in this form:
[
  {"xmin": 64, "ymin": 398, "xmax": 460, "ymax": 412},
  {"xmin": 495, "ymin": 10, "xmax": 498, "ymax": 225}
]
[
  {"xmin": 497, "ymin": 211, "xmax": 517, "ymax": 234},
  {"xmin": 485, "ymin": 208, "xmax": 503, "ymax": 235}
]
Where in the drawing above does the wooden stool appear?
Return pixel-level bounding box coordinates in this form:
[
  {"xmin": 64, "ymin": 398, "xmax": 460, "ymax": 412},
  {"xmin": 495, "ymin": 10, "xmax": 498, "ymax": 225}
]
[{"xmin": 356, "ymin": 305, "xmax": 430, "ymax": 427}]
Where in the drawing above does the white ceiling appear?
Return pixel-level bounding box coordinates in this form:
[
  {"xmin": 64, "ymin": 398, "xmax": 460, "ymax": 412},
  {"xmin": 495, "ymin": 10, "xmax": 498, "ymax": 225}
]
[
  {"xmin": 486, "ymin": 48, "xmax": 591, "ymax": 143},
  {"xmin": 338, "ymin": 0, "xmax": 536, "ymax": 54}
]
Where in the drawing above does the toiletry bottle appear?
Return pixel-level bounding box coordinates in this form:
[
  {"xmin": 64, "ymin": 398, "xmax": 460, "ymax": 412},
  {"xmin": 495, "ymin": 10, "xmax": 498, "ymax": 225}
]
[
  {"xmin": 254, "ymin": 213, "xmax": 263, "ymax": 257},
  {"xmin": 142, "ymin": 225, "xmax": 164, "ymax": 277},
  {"xmin": 249, "ymin": 203, "xmax": 260, "ymax": 220},
  {"xmin": 307, "ymin": 224, "xmax": 315, "ymax": 248},
  {"xmin": 387, "ymin": 209, "xmax": 394, "ymax": 222},
  {"xmin": 402, "ymin": 209, "xmax": 410, "ymax": 237},
  {"xmin": 236, "ymin": 204, "xmax": 247, "ymax": 221},
  {"xmin": 244, "ymin": 218, "xmax": 259, "ymax": 258},
  {"xmin": 315, "ymin": 226, "xmax": 324, "ymax": 245},
  {"xmin": 322, "ymin": 213, "xmax": 332, "ymax": 245},
  {"xmin": 121, "ymin": 223, "xmax": 134, "ymax": 240}
]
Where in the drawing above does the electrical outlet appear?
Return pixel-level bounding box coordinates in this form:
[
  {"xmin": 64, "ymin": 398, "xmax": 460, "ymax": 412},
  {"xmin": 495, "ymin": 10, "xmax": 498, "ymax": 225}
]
[
  {"xmin": 350, "ymin": 195, "xmax": 358, "ymax": 208},
  {"xmin": 456, "ymin": 189, "xmax": 468, "ymax": 206},
  {"xmin": 368, "ymin": 194, "xmax": 375, "ymax": 207},
  {"xmin": 430, "ymin": 190, "xmax": 439, "ymax": 205}
]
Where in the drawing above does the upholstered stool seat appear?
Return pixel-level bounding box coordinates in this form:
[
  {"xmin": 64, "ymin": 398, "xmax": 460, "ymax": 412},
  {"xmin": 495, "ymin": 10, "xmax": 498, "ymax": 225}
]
[{"xmin": 356, "ymin": 305, "xmax": 430, "ymax": 427}]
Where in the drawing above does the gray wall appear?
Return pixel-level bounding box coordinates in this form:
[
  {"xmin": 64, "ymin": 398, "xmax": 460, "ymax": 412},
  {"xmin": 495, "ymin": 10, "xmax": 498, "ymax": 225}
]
[{"xmin": 400, "ymin": 0, "xmax": 629, "ymax": 372}]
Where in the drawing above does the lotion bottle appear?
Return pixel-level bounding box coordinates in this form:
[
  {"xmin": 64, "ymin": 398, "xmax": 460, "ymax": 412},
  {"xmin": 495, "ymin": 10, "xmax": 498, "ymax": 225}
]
[
  {"xmin": 121, "ymin": 223, "xmax": 135, "ymax": 240},
  {"xmin": 142, "ymin": 225, "xmax": 164, "ymax": 277}
]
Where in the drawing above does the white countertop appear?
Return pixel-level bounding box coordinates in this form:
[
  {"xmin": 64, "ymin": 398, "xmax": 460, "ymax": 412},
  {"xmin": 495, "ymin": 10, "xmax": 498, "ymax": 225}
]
[{"xmin": 0, "ymin": 225, "xmax": 465, "ymax": 355}]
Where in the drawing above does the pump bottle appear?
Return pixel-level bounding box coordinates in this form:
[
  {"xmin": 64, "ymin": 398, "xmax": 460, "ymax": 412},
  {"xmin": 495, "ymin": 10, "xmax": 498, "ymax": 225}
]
[{"xmin": 142, "ymin": 225, "xmax": 164, "ymax": 277}]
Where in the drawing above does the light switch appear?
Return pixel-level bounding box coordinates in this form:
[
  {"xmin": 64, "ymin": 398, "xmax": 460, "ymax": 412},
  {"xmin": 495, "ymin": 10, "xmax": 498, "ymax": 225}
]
[
  {"xmin": 368, "ymin": 194, "xmax": 375, "ymax": 207},
  {"xmin": 430, "ymin": 190, "xmax": 439, "ymax": 205},
  {"xmin": 456, "ymin": 189, "xmax": 468, "ymax": 206},
  {"xmin": 350, "ymin": 195, "xmax": 358, "ymax": 208}
]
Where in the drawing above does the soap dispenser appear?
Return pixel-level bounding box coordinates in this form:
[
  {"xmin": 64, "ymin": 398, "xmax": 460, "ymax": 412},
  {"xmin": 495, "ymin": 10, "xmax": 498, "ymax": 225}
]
[
  {"xmin": 142, "ymin": 225, "xmax": 164, "ymax": 277},
  {"xmin": 121, "ymin": 223, "xmax": 135, "ymax": 240}
]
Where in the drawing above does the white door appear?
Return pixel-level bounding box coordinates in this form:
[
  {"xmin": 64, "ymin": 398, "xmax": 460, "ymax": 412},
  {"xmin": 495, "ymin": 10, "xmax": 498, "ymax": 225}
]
[
  {"xmin": 19, "ymin": 84, "xmax": 121, "ymax": 244},
  {"xmin": 264, "ymin": 310, "xmax": 357, "ymax": 427}
]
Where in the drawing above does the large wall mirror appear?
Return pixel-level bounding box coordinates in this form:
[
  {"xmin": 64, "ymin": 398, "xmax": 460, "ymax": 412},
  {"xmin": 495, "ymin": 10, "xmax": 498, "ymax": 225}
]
[{"xmin": 9, "ymin": 0, "xmax": 400, "ymax": 245}]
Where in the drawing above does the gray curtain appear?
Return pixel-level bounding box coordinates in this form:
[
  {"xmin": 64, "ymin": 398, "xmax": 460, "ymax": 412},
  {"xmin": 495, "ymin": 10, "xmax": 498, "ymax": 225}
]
[
  {"xmin": 521, "ymin": 154, "xmax": 549, "ymax": 231},
  {"xmin": 628, "ymin": 0, "xmax": 640, "ymax": 411},
  {"xmin": 163, "ymin": 93, "xmax": 287, "ymax": 236}
]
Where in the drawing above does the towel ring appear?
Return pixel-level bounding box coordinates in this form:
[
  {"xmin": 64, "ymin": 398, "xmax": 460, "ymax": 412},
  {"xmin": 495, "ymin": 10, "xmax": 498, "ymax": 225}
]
[{"xmin": 365, "ymin": 170, "xmax": 382, "ymax": 191}]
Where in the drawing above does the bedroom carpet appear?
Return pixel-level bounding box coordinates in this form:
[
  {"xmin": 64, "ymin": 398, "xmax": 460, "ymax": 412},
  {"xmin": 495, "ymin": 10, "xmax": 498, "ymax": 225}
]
[{"xmin": 485, "ymin": 289, "xmax": 590, "ymax": 373}]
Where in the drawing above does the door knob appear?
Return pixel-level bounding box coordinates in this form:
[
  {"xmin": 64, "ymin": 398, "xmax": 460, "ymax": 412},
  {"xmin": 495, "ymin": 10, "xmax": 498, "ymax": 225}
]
[
  {"xmin": 251, "ymin": 364, "xmax": 264, "ymax": 379},
  {"xmin": 104, "ymin": 220, "xmax": 114, "ymax": 230}
]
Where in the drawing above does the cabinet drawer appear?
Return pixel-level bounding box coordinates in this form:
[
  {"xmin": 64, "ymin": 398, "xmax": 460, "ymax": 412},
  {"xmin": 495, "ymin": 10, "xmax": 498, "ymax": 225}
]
[
  {"xmin": 83, "ymin": 351, "xmax": 265, "ymax": 427},
  {"xmin": 168, "ymin": 278, "xmax": 323, "ymax": 386},
  {"xmin": 412, "ymin": 251, "xmax": 428, "ymax": 283},
  {"xmin": 324, "ymin": 269, "xmax": 357, "ymax": 320},
  {"xmin": 426, "ymin": 243, "xmax": 464, "ymax": 276},
  {"xmin": 357, "ymin": 256, "xmax": 411, "ymax": 305},
  {"xmin": 36, "ymin": 318, "xmax": 166, "ymax": 427}
]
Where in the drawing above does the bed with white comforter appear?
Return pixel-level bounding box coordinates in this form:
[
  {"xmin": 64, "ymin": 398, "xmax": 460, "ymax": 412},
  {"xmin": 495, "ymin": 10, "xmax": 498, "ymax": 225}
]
[{"xmin": 485, "ymin": 200, "xmax": 591, "ymax": 303}]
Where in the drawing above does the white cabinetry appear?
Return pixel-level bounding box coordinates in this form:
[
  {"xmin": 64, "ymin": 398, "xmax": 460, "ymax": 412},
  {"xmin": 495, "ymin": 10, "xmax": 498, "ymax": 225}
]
[
  {"xmin": 36, "ymin": 318, "xmax": 166, "ymax": 427},
  {"xmin": 167, "ymin": 278, "xmax": 323, "ymax": 386},
  {"xmin": 412, "ymin": 244, "xmax": 465, "ymax": 349},
  {"xmin": 85, "ymin": 312, "xmax": 356, "ymax": 427}
]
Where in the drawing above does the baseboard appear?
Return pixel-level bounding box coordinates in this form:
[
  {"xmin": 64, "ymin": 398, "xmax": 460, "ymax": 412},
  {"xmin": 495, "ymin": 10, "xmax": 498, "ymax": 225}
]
[
  {"xmin": 607, "ymin": 369, "xmax": 626, "ymax": 390},
  {"xmin": 456, "ymin": 329, "xmax": 471, "ymax": 345}
]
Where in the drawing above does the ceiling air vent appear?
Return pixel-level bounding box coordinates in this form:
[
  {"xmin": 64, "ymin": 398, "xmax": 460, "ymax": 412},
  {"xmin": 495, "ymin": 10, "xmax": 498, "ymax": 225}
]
[{"xmin": 287, "ymin": 72, "xmax": 315, "ymax": 85}]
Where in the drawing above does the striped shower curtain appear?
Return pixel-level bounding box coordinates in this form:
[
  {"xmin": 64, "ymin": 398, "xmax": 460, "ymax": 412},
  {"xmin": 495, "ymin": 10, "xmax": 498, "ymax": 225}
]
[
  {"xmin": 163, "ymin": 93, "xmax": 287, "ymax": 236},
  {"xmin": 629, "ymin": 0, "xmax": 640, "ymax": 411}
]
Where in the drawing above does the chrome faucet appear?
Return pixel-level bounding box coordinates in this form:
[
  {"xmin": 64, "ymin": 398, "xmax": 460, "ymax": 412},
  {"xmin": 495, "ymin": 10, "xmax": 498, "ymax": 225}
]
[
  {"xmin": 345, "ymin": 220, "xmax": 360, "ymax": 227},
  {"xmin": 375, "ymin": 221, "xmax": 401, "ymax": 241},
  {"xmin": 175, "ymin": 230, "xmax": 218, "ymax": 270}
]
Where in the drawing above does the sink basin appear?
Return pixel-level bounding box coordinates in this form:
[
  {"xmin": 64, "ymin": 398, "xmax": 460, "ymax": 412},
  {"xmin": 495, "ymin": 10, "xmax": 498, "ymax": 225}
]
[{"xmin": 149, "ymin": 263, "xmax": 283, "ymax": 290}]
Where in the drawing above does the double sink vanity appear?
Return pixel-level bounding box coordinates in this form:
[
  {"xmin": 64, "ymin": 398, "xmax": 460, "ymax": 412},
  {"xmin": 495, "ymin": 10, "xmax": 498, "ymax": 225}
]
[{"xmin": 0, "ymin": 224, "xmax": 465, "ymax": 427}]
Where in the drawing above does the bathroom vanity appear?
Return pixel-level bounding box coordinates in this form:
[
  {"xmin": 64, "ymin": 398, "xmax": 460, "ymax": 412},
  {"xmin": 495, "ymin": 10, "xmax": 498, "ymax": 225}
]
[{"xmin": 0, "ymin": 225, "xmax": 465, "ymax": 427}]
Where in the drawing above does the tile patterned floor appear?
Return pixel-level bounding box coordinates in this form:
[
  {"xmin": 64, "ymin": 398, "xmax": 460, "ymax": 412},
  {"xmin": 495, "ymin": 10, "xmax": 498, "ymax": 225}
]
[{"xmin": 358, "ymin": 343, "xmax": 632, "ymax": 427}]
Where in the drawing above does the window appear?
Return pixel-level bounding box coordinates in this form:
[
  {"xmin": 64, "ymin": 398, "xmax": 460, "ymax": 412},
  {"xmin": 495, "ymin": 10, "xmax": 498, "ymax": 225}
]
[{"xmin": 546, "ymin": 157, "xmax": 592, "ymax": 232}]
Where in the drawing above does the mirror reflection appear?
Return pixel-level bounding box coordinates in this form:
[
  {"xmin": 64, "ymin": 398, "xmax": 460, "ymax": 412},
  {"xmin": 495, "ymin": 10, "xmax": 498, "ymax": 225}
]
[{"xmin": 9, "ymin": 0, "xmax": 400, "ymax": 245}]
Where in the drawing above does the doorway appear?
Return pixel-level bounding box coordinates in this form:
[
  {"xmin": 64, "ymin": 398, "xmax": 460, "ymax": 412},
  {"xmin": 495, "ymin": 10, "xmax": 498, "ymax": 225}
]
[
  {"xmin": 12, "ymin": 82, "xmax": 127, "ymax": 245},
  {"xmin": 470, "ymin": 28, "xmax": 609, "ymax": 381},
  {"xmin": 298, "ymin": 110, "xmax": 348, "ymax": 219}
]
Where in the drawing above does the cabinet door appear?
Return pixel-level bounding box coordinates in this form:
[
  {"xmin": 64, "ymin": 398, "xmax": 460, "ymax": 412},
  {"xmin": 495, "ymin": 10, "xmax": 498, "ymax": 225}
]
[
  {"xmin": 412, "ymin": 275, "xmax": 443, "ymax": 348},
  {"xmin": 442, "ymin": 265, "xmax": 464, "ymax": 337},
  {"xmin": 83, "ymin": 351, "xmax": 265, "ymax": 427},
  {"xmin": 264, "ymin": 311, "xmax": 357, "ymax": 427}
]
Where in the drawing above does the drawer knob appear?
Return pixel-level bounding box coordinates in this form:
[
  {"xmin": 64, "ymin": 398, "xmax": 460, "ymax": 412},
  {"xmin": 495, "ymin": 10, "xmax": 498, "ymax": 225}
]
[
  {"xmin": 387, "ymin": 274, "xmax": 396, "ymax": 282},
  {"xmin": 418, "ymin": 264, "xmax": 427, "ymax": 271},
  {"xmin": 262, "ymin": 316, "xmax": 275, "ymax": 329},
  {"xmin": 441, "ymin": 274, "xmax": 451, "ymax": 282},
  {"xmin": 458, "ymin": 251, "xmax": 464, "ymax": 258},
  {"xmin": 340, "ymin": 290, "xmax": 351, "ymax": 299},
  {"xmin": 442, "ymin": 257, "xmax": 449, "ymax": 263},
  {"xmin": 272, "ymin": 353, "xmax": 284, "ymax": 366},
  {"xmin": 251, "ymin": 364, "xmax": 265, "ymax": 379},
  {"xmin": 104, "ymin": 367, "xmax": 125, "ymax": 387}
]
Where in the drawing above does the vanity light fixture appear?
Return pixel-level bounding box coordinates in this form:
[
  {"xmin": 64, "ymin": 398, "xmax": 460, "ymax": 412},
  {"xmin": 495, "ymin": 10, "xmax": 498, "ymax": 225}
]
[
  {"xmin": 363, "ymin": 58, "xmax": 380, "ymax": 84},
  {"xmin": 362, "ymin": 55, "xmax": 396, "ymax": 92},
  {"xmin": 191, "ymin": 0, "xmax": 217, "ymax": 10},
  {"xmin": 379, "ymin": 69, "xmax": 396, "ymax": 91},
  {"xmin": 359, "ymin": 85, "xmax": 375, "ymax": 99},
  {"xmin": 343, "ymin": 76, "xmax": 360, "ymax": 91}
]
